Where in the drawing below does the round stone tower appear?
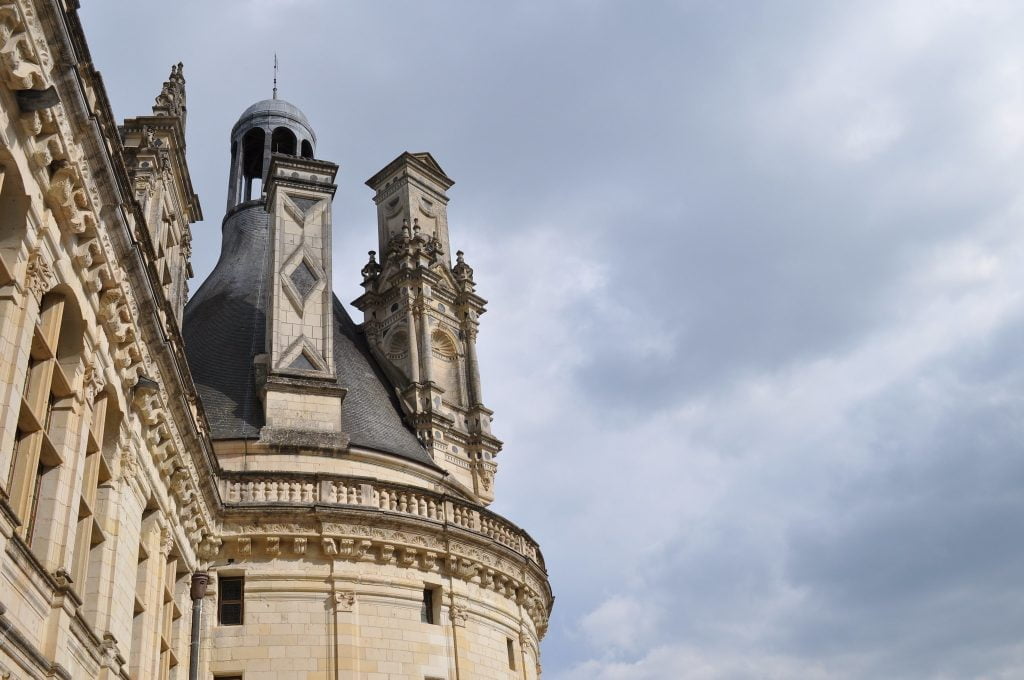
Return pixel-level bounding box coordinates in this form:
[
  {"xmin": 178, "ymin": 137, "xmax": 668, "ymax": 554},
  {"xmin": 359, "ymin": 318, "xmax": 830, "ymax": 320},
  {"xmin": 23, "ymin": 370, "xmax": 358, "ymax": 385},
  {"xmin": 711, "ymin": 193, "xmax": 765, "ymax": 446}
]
[{"xmin": 182, "ymin": 97, "xmax": 551, "ymax": 680}]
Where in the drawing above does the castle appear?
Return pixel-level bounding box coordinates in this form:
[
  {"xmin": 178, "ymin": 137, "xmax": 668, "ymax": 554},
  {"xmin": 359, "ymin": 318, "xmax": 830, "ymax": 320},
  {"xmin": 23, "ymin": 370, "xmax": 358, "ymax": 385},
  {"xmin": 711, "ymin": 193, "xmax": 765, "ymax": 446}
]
[{"xmin": 0, "ymin": 1, "xmax": 552, "ymax": 678}]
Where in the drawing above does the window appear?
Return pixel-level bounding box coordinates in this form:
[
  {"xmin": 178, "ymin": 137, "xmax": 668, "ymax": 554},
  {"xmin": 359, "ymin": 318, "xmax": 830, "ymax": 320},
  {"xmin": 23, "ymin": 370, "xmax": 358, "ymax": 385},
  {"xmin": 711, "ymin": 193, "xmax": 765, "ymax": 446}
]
[
  {"xmin": 421, "ymin": 587, "xmax": 434, "ymax": 624},
  {"xmin": 507, "ymin": 638, "xmax": 516, "ymax": 671},
  {"xmin": 8, "ymin": 290, "xmax": 82, "ymax": 555},
  {"xmin": 219, "ymin": 576, "xmax": 244, "ymax": 625}
]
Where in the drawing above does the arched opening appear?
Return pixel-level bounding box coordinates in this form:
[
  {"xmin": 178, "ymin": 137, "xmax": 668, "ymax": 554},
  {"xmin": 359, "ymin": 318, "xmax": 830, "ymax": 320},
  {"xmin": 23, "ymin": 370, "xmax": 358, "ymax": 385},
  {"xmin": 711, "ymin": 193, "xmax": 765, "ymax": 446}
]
[
  {"xmin": 386, "ymin": 328, "xmax": 410, "ymax": 379},
  {"xmin": 430, "ymin": 329, "xmax": 463, "ymax": 405},
  {"xmin": 271, "ymin": 127, "xmax": 297, "ymax": 156},
  {"xmin": 300, "ymin": 139, "xmax": 314, "ymax": 159},
  {"xmin": 241, "ymin": 127, "xmax": 265, "ymax": 201}
]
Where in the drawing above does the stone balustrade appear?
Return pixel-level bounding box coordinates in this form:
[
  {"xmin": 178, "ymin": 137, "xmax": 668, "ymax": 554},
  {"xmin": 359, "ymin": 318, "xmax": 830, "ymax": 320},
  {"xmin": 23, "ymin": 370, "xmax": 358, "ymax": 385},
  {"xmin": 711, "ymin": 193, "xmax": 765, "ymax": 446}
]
[{"xmin": 217, "ymin": 473, "xmax": 543, "ymax": 566}]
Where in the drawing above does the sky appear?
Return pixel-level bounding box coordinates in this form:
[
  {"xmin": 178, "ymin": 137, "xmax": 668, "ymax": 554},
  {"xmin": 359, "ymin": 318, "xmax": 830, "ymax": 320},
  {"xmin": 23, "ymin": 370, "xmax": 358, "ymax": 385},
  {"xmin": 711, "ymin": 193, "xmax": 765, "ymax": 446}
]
[{"xmin": 80, "ymin": 1, "xmax": 1024, "ymax": 678}]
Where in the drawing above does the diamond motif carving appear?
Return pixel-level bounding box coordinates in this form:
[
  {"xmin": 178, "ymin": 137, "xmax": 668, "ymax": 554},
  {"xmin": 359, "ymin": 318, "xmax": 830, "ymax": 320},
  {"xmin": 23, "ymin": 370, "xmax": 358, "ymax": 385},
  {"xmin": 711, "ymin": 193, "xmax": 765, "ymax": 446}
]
[{"xmin": 289, "ymin": 259, "xmax": 318, "ymax": 300}]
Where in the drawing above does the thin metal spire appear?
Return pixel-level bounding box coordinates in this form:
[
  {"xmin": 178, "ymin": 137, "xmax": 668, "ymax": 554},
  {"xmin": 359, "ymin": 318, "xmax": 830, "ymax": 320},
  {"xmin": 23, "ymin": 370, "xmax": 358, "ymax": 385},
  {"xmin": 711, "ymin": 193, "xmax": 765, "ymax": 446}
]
[{"xmin": 272, "ymin": 53, "xmax": 278, "ymax": 99}]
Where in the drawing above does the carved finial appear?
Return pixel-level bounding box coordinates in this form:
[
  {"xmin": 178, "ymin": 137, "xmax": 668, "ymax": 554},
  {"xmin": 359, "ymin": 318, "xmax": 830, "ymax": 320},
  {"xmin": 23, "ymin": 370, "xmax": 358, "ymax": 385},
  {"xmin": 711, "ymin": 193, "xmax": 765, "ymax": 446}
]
[
  {"xmin": 361, "ymin": 250, "xmax": 381, "ymax": 284},
  {"xmin": 412, "ymin": 217, "xmax": 420, "ymax": 233},
  {"xmin": 453, "ymin": 250, "xmax": 474, "ymax": 283},
  {"xmin": 273, "ymin": 53, "xmax": 278, "ymax": 100},
  {"xmin": 401, "ymin": 219, "xmax": 411, "ymax": 238},
  {"xmin": 152, "ymin": 62, "xmax": 187, "ymax": 126}
]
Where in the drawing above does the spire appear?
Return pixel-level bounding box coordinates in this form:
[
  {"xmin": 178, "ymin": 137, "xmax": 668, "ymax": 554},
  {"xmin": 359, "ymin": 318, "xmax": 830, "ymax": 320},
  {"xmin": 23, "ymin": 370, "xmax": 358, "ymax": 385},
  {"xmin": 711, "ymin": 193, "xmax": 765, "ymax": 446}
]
[
  {"xmin": 152, "ymin": 62, "xmax": 186, "ymax": 127},
  {"xmin": 272, "ymin": 54, "xmax": 278, "ymax": 100}
]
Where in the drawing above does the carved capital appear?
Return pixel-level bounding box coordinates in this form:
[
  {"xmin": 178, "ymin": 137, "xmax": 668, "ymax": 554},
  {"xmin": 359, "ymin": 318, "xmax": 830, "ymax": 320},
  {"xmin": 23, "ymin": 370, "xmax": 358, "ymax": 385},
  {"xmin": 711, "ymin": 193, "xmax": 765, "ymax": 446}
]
[
  {"xmin": 83, "ymin": 361, "xmax": 105, "ymax": 402},
  {"xmin": 159, "ymin": 531, "xmax": 173, "ymax": 557},
  {"xmin": 448, "ymin": 602, "xmax": 468, "ymax": 628},
  {"xmin": 333, "ymin": 590, "xmax": 355, "ymax": 612},
  {"xmin": 24, "ymin": 247, "xmax": 54, "ymax": 301},
  {"xmin": 116, "ymin": 447, "xmax": 137, "ymax": 483}
]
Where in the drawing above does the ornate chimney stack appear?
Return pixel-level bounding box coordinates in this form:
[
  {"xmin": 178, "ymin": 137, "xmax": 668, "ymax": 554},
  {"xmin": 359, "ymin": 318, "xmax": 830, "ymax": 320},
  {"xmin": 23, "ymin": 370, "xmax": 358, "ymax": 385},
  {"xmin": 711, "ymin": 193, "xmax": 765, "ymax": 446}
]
[{"xmin": 354, "ymin": 152, "xmax": 501, "ymax": 504}]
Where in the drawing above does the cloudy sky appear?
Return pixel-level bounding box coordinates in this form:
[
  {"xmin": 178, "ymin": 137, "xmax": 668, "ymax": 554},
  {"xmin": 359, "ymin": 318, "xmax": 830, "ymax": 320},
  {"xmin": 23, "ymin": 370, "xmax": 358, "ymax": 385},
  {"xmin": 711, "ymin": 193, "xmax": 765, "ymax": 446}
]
[{"xmin": 81, "ymin": 1, "xmax": 1024, "ymax": 678}]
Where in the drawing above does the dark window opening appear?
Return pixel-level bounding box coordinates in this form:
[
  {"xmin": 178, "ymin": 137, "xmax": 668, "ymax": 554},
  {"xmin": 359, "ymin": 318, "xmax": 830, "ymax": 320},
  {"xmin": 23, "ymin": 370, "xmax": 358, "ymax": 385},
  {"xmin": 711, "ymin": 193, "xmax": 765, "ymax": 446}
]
[
  {"xmin": 218, "ymin": 576, "xmax": 244, "ymax": 625},
  {"xmin": 421, "ymin": 586, "xmax": 437, "ymax": 624},
  {"xmin": 240, "ymin": 128, "xmax": 265, "ymax": 201},
  {"xmin": 300, "ymin": 139, "xmax": 314, "ymax": 159},
  {"xmin": 271, "ymin": 127, "xmax": 297, "ymax": 156}
]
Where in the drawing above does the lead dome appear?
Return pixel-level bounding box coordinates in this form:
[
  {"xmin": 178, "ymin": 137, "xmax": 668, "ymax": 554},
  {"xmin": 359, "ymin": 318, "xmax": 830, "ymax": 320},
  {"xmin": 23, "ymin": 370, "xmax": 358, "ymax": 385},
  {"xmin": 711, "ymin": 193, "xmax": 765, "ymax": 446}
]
[{"xmin": 225, "ymin": 97, "xmax": 317, "ymax": 209}]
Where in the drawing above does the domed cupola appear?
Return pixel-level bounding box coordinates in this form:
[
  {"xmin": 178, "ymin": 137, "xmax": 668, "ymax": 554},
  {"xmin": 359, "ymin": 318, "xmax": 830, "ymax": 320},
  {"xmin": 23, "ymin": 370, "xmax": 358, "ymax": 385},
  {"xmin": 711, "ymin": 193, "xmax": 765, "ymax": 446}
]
[{"xmin": 225, "ymin": 97, "xmax": 318, "ymax": 210}]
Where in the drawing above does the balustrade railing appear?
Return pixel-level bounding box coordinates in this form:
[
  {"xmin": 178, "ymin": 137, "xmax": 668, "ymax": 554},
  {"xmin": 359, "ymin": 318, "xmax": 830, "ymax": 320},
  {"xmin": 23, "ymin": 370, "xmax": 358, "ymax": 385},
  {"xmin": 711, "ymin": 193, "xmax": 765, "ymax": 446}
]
[{"xmin": 217, "ymin": 474, "xmax": 542, "ymax": 566}]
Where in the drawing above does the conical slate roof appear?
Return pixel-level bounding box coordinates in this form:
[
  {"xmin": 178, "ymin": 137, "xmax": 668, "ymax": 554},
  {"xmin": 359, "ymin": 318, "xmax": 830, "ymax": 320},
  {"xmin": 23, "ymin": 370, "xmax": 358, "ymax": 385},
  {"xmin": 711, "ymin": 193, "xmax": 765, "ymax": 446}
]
[{"xmin": 182, "ymin": 204, "xmax": 434, "ymax": 467}]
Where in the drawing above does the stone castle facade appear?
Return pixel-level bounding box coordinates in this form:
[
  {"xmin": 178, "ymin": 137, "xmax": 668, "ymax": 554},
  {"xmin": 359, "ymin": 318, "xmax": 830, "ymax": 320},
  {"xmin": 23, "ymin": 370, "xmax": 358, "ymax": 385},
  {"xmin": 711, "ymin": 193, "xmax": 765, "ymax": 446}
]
[{"xmin": 0, "ymin": 2, "xmax": 552, "ymax": 679}]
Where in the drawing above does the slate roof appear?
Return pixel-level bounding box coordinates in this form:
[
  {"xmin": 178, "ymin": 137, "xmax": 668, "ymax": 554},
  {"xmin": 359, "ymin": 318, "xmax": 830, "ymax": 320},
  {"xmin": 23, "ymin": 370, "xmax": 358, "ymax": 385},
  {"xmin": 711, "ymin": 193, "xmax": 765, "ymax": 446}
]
[{"xmin": 182, "ymin": 202, "xmax": 435, "ymax": 467}]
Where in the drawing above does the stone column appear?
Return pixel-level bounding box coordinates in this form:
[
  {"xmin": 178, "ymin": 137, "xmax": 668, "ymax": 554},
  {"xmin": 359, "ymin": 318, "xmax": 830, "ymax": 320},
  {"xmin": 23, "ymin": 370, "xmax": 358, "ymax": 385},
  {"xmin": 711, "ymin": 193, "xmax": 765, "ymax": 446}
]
[
  {"xmin": 417, "ymin": 299, "xmax": 433, "ymax": 385},
  {"xmin": 463, "ymin": 325, "xmax": 482, "ymax": 406},
  {"xmin": 405, "ymin": 305, "xmax": 420, "ymax": 384}
]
